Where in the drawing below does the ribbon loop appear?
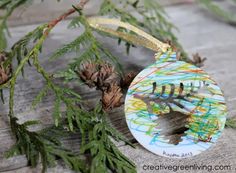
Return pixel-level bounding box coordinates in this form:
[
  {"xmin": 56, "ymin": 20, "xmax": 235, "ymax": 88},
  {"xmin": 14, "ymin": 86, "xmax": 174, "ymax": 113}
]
[{"xmin": 87, "ymin": 17, "xmax": 171, "ymax": 53}]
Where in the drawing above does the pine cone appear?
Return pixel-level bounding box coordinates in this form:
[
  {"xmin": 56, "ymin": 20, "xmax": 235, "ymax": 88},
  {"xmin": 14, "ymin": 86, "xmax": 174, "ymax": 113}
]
[
  {"xmin": 79, "ymin": 61, "xmax": 98, "ymax": 87},
  {"xmin": 79, "ymin": 61, "xmax": 136, "ymax": 111},
  {"xmin": 192, "ymin": 53, "xmax": 207, "ymax": 67},
  {"xmin": 97, "ymin": 63, "xmax": 120, "ymax": 90},
  {"xmin": 0, "ymin": 52, "xmax": 12, "ymax": 85},
  {"xmin": 102, "ymin": 83, "xmax": 123, "ymax": 110}
]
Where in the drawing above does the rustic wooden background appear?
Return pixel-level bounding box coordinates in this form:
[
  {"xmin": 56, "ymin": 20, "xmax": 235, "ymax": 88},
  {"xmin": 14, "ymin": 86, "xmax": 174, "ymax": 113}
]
[{"xmin": 1, "ymin": 1, "xmax": 236, "ymax": 173}]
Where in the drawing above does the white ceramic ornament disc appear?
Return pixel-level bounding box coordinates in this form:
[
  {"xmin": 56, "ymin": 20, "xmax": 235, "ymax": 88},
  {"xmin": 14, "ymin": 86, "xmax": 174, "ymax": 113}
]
[{"xmin": 124, "ymin": 52, "xmax": 227, "ymax": 158}]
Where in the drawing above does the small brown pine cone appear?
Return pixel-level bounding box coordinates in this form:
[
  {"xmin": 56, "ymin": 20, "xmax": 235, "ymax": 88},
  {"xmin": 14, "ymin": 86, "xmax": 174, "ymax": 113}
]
[
  {"xmin": 79, "ymin": 61, "xmax": 99, "ymax": 87},
  {"xmin": 102, "ymin": 83, "xmax": 123, "ymax": 110},
  {"xmin": 97, "ymin": 62, "xmax": 120, "ymax": 90},
  {"xmin": 192, "ymin": 53, "xmax": 207, "ymax": 67},
  {"xmin": 0, "ymin": 52, "xmax": 12, "ymax": 85}
]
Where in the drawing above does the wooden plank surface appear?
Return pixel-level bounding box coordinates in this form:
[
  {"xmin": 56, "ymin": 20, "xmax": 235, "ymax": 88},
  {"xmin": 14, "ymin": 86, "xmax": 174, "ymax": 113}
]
[
  {"xmin": 1, "ymin": 3, "xmax": 236, "ymax": 173},
  {"xmin": 7, "ymin": 0, "xmax": 187, "ymax": 27}
]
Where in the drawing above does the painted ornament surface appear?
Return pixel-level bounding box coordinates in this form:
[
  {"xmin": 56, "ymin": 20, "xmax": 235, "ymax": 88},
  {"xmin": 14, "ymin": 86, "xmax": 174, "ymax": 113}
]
[{"xmin": 125, "ymin": 52, "xmax": 227, "ymax": 158}]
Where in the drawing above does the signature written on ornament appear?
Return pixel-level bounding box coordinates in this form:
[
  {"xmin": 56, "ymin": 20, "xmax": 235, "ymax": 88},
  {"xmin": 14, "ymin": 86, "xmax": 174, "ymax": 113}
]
[{"xmin": 163, "ymin": 151, "xmax": 193, "ymax": 158}]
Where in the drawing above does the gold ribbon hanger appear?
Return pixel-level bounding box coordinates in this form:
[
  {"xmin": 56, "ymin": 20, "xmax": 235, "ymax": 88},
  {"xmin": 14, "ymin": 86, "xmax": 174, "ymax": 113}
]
[{"xmin": 87, "ymin": 17, "xmax": 171, "ymax": 53}]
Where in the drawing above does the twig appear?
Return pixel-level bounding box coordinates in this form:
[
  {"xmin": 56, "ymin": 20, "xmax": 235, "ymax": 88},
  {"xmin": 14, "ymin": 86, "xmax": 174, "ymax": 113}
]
[
  {"xmin": 46, "ymin": 0, "xmax": 89, "ymax": 34},
  {"xmin": 8, "ymin": 0, "xmax": 89, "ymax": 116}
]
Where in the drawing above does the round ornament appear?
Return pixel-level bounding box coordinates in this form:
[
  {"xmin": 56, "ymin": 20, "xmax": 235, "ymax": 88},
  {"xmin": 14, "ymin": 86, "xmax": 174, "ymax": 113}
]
[
  {"xmin": 87, "ymin": 17, "xmax": 228, "ymax": 159},
  {"xmin": 124, "ymin": 51, "xmax": 227, "ymax": 158}
]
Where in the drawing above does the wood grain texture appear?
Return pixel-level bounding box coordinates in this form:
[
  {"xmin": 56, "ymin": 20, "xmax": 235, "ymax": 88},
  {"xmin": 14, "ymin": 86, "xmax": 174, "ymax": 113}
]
[
  {"xmin": 7, "ymin": 0, "xmax": 188, "ymax": 27},
  {"xmin": 1, "ymin": 3, "xmax": 236, "ymax": 173}
]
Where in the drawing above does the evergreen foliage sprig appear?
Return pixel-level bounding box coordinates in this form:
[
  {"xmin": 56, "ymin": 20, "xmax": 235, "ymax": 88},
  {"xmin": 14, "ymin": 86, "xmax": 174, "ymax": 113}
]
[
  {"xmin": 197, "ymin": 0, "xmax": 236, "ymax": 25},
  {"xmin": 6, "ymin": 117, "xmax": 88, "ymax": 173},
  {"xmin": 0, "ymin": 0, "xmax": 32, "ymax": 50},
  {"xmin": 78, "ymin": 104, "xmax": 136, "ymax": 173},
  {"xmin": 1, "ymin": 0, "xmax": 236, "ymax": 173},
  {"xmin": 32, "ymin": 55, "xmax": 82, "ymax": 131},
  {"xmin": 225, "ymin": 118, "xmax": 236, "ymax": 128},
  {"xmin": 50, "ymin": 12, "xmax": 123, "ymax": 76},
  {"xmin": 11, "ymin": 24, "xmax": 47, "ymax": 76},
  {"xmin": 2, "ymin": 2, "xmax": 135, "ymax": 172},
  {"xmin": 98, "ymin": 0, "xmax": 189, "ymax": 60},
  {"xmin": 46, "ymin": 9, "xmax": 136, "ymax": 172}
]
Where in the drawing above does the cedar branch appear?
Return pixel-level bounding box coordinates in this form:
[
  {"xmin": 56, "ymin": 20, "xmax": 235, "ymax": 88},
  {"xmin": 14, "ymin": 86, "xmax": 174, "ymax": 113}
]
[
  {"xmin": 8, "ymin": 0, "xmax": 89, "ymax": 115},
  {"xmin": 45, "ymin": 0, "xmax": 89, "ymax": 35}
]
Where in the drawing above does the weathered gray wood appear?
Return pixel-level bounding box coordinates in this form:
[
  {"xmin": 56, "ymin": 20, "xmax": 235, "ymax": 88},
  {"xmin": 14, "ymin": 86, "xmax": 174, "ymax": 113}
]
[
  {"xmin": 6, "ymin": 0, "xmax": 188, "ymax": 27},
  {"xmin": 1, "ymin": 3, "xmax": 236, "ymax": 173}
]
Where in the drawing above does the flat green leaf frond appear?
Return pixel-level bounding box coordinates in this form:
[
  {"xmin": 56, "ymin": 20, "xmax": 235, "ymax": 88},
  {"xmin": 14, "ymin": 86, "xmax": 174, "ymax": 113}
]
[
  {"xmin": 99, "ymin": 0, "xmax": 142, "ymax": 27},
  {"xmin": 53, "ymin": 13, "xmax": 123, "ymax": 81},
  {"xmin": 0, "ymin": 0, "xmax": 31, "ymax": 9},
  {"xmin": 54, "ymin": 68, "xmax": 80, "ymax": 82},
  {"xmin": 0, "ymin": 26, "xmax": 7, "ymax": 50},
  {"xmin": 32, "ymin": 61, "xmax": 83, "ymax": 130},
  {"xmin": 54, "ymin": 149, "xmax": 88, "ymax": 172},
  {"xmin": 93, "ymin": 105, "xmax": 134, "ymax": 146},
  {"xmin": 68, "ymin": 16, "xmax": 83, "ymax": 29},
  {"xmin": 39, "ymin": 125, "xmax": 67, "ymax": 146},
  {"xmin": 80, "ymin": 121, "xmax": 136, "ymax": 173},
  {"xmin": 52, "ymin": 97, "xmax": 61, "ymax": 127},
  {"xmin": 75, "ymin": 107, "xmax": 136, "ymax": 173},
  {"xmin": 49, "ymin": 31, "xmax": 91, "ymax": 61},
  {"xmin": 7, "ymin": 118, "xmax": 87, "ymax": 172},
  {"xmin": 98, "ymin": 0, "xmax": 189, "ymax": 60},
  {"xmin": 0, "ymin": 0, "xmax": 33, "ymax": 50},
  {"xmin": 0, "ymin": 0, "xmax": 11, "ymax": 8},
  {"xmin": 6, "ymin": 117, "xmax": 51, "ymax": 169},
  {"xmin": 10, "ymin": 24, "xmax": 47, "ymax": 75},
  {"xmin": 51, "ymin": 86, "xmax": 82, "ymax": 129},
  {"xmin": 22, "ymin": 120, "xmax": 41, "ymax": 127},
  {"xmin": 198, "ymin": 0, "xmax": 236, "ymax": 25},
  {"xmin": 99, "ymin": 0, "xmax": 142, "ymax": 54},
  {"xmin": 32, "ymin": 85, "xmax": 50, "ymax": 108},
  {"xmin": 69, "ymin": 44, "xmax": 100, "ymax": 70},
  {"xmin": 66, "ymin": 42, "xmax": 124, "ymax": 78},
  {"xmin": 62, "ymin": 87, "xmax": 81, "ymax": 100},
  {"xmin": 66, "ymin": 106, "xmax": 74, "ymax": 131},
  {"xmin": 105, "ymin": 122, "xmax": 134, "ymax": 147},
  {"xmin": 97, "ymin": 43, "xmax": 123, "ymax": 75},
  {"xmin": 12, "ymin": 24, "xmax": 46, "ymax": 51},
  {"xmin": 226, "ymin": 118, "xmax": 236, "ymax": 128},
  {"xmin": 32, "ymin": 54, "xmax": 83, "ymax": 130}
]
